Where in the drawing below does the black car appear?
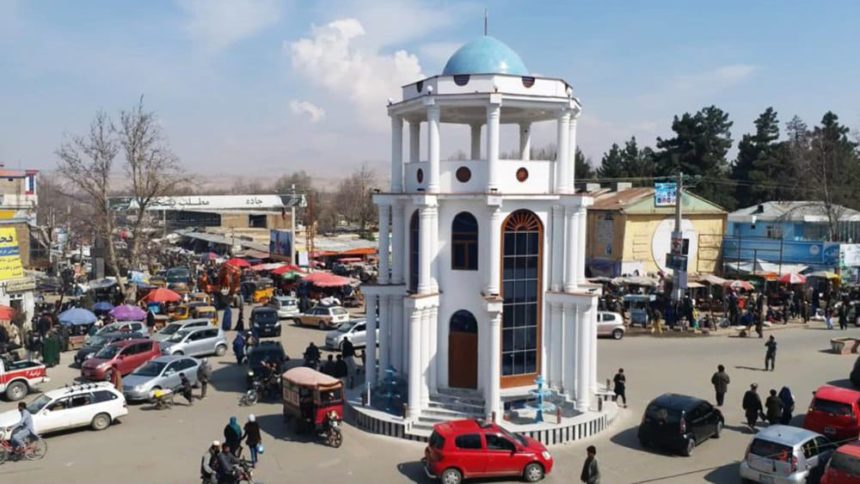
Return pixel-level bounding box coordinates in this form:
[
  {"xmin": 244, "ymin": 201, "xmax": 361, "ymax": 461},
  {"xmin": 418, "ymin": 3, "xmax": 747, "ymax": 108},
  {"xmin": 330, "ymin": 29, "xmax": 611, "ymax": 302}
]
[
  {"xmin": 638, "ymin": 393, "xmax": 723, "ymax": 456},
  {"xmin": 73, "ymin": 331, "xmax": 147, "ymax": 367},
  {"xmin": 251, "ymin": 307, "xmax": 281, "ymax": 337},
  {"xmin": 245, "ymin": 341, "xmax": 289, "ymax": 387}
]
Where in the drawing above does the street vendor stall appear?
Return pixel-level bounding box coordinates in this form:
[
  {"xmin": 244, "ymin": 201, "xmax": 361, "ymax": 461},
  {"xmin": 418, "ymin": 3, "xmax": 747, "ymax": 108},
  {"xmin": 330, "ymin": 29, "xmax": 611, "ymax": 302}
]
[{"xmin": 58, "ymin": 308, "xmax": 98, "ymax": 350}]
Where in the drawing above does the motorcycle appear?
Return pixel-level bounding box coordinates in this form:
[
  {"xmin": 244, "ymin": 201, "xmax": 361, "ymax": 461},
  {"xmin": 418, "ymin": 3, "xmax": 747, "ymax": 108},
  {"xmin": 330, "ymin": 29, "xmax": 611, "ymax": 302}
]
[
  {"xmin": 0, "ymin": 429, "xmax": 47, "ymax": 464},
  {"xmin": 240, "ymin": 373, "xmax": 278, "ymax": 406}
]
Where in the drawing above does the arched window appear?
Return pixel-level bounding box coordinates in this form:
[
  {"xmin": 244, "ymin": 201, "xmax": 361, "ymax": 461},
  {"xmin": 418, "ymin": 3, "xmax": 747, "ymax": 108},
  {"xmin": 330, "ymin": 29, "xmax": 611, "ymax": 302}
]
[
  {"xmin": 450, "ymin": 310, "xmax": 478, "ymax": 333},
  {"xmin": 409, "ymin": 210, "xmax": 419, "ymax": 292},
  {"xmin": 501, "ymin": 209, "xmax": 543, "ymax": 386},
  {"xmin": 451, "ymin": 212, "xmax": 478, "ymax": 271}
]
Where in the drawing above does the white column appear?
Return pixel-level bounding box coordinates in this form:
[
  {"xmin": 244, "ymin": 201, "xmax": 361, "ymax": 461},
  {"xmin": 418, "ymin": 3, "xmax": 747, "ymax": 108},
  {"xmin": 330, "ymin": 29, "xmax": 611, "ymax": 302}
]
[
  {"xmin": 569, "ymin": 113, "xmax": 579, "ymax": 187},
  {"xmin": 577, "ymin": 206, "xmax": 588, "ymax": 283},
  {"xmin": 519, "ymin": 122, "xmax": 531, "ymax": 161},
  {"xmin": 409, "ymin": 121, "xmax": 421, "ymax": 163},
  {"xmin": 486, "ymin": 102, "xmax": 501, "ymax": 192},
  {"xmin": 564, "ymin": 207, "xmax": 578, "ymax": 292},
  {"xmin": 378, "ymin": 204, "xmax": 391, "ymax": 285},
  {"xmin": 563, "ymin": 304, "xmax": 577, "ymax": 399},
  {"xmin": 365, "ymin": 295, "xmax": 378, "ymax": 386},
  {"xmin": 550, "ymin": 302, "xmax": 563, "ymax": 390},
  {"xmin": 391, "ymin": 296, "xmax": 403, "ymax": 373},
  {"xmin": 391, "ymin": 116, "xmax": 404, "ymax": 192},
  {"xmin": 470, "ymin": 123, "xmax": 482, "ymax": 160},
  {"xmin": 485, "ymin": 206, "xmax": 502, "ymax": 296},
  {"xmin": 408, "ymin": 304, "xmax": 422, "ymax": 417},
  {"xmin": 429, "ymin": 305, "xmax": 439, "ymax": 394},
  {"xmin": 420, "ymin": 308, "xmax": 430, "ymax": 406},
  {"xmin": 486, "ymin": 312, "xmax": 502, "ymax": 419},
  {"xmin": 430, "ymin": 206, "xmax": 439, "ymax": 292},
  {"xmin": 550, "ymin": 206, "xmax": 564, "ymax": 292},
  {"xmin": 418, "ymin": 205, "xmax": 434, "ymax": 294},
  {"xmin": 379, "ymin": 296, "xmax": 390, "ymax": 374},
  {"xmin": 427, "ymin": 104, "xmax": 440, "ymax": 193},
  {"xmin": 575, "ymin": 305, "xmax": 591, "ymax": 411},
  {"xmin": 401, "ymin": 203, "xmax": 411, "ymax": 287},
  {"xmin": 391, "ymin": 202, "xmax": 405, "ymax": 284},
  {"xmin": 555, "ymin": 109, "xmax": 571, "ymax": 194},
  {"xmin": 588, "ymin": 301, "xmax": 598, "ymax": 395},
  {"xmin": 402, "ymin": 297, "xmax": 410, "ymax": 372}
]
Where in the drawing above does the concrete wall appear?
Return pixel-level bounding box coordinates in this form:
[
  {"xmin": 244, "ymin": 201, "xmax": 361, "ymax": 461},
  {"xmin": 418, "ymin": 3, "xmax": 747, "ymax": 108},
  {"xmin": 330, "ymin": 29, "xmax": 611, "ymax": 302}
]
[{"xmin": 620, "ymin": 213, "xmax": 725, "ymax": 274}]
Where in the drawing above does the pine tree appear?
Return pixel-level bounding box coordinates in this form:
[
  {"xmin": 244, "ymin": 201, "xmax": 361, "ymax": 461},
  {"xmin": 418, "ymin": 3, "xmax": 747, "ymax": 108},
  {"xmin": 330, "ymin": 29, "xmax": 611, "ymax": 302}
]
[
  {"xmin": 732, "ymin": 107, "xmax": 782, "ymax": 207},
  {"xmin": 597, "ymin": 143, "xmax": 626, "ymax": 178},
  {"xmin": 575, "ymin": 148, "xmax": 596, "ymax": 180},
  {"xmin": 620, "ymin": 136, "xmax": 655, "ymax": 179}
]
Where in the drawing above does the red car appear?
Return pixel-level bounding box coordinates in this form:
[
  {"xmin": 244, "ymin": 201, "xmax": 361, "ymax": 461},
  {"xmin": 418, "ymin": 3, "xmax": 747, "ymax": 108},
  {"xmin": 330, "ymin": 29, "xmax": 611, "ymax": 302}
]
[
  {"xmin": 822, "ymin": 440, "xmax": 860, "ymax": 484},
  {"xmin": 422, "ymin": 419, "xmax": 553, "ymax": 484},
  {"xmin": 803, "ymin": 386, "xmax": 860, "ymax": 442},
  {"xmin": 81, "ymin": 338, "xmax": 161, "ymax": 381}
]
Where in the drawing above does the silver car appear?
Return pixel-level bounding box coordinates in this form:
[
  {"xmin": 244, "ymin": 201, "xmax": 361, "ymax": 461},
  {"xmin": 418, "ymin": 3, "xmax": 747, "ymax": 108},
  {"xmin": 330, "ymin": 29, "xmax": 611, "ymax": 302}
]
[
  {"xmin": 325, "ymin": 320, "xmax": 377, "ymax": 351},
  {"xmin": 152, "ymin": 318, "xmax": 211, "ymax": 342},
  {"xmin": 739, "ymin": 425, "xmax": 834, "ymax": 483},
  {"xmin": 160, "ymin": 327, "xmax": 227, "ymax": 357},
  {"xmin": 597, "ymin": 311, "xmax": 625, "ymax": 340},
  {"xmin": 122, "ymin": 355, "xmax": 200, "ymax": 401},
  {"xmin": 272, "ymin": 296, "xmax": 300, "ymax": 319}
]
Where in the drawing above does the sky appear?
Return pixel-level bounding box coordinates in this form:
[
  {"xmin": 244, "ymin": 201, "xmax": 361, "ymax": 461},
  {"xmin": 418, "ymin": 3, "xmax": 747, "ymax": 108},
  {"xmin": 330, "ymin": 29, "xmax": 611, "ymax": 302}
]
[{"xmin": 1, "ymin": 0, "xmax": 858, "ymax": 184}]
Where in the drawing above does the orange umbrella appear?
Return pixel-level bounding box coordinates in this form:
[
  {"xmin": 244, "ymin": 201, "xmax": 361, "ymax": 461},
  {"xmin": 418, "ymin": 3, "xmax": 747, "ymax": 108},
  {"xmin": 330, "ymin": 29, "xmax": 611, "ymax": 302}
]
[
  {"xmin": 225, "ymin": 258, "xmax": 251, "ymax": 268},
  {"xmin": 0, "ymin": 305, "xmax": 14, "ymax": 320},
  {"xmin": 141, "ymin": 287, "xmax": 181, "ymax": 303}
]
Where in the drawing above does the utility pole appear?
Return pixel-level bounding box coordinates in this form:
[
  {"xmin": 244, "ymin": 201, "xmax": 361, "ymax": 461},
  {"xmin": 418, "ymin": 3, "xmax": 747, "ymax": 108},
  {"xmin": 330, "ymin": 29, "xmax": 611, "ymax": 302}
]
[
  {"xmin": 671, "ymin": 171, "xmax": 686, "ymax": 303},
  {"xmin": 290, "ymin": 184, "xmax": 297, "ymax": 266}
]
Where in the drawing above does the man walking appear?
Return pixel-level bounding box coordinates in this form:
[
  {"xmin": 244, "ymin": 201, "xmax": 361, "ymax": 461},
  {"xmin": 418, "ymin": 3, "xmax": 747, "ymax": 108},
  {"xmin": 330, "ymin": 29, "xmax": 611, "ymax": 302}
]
[
  {"xmin": 710, "ymin": 364, "xmax": 730, "ymax": 406},
  {"xmin": 580, "ymin": 445, "xmax": 600, "ymax": 484},
  {"xmin": 179, "ymin": 373, "xmax": 194, "ymax": 406},
  {"xmin": 765, "ymin": 389, "xmax": 784, "ymax": 425},
  {"xmin": 197, "ymin": 358, "xmax": 211, "ymax": 400},
  {"xmin": 764, "ymin": 335, "xmax": 777, "ymax": 371},
  {"xmin": 612, "ymin": 368, "xmax": 626, "ymax": 408},
  {"xmin": 341, "ymin": 338, "xmax": 356, "ymax": 388},
  {"xmin": 742, "ymin": 383, "xmax": 763, "ymax": 431}
]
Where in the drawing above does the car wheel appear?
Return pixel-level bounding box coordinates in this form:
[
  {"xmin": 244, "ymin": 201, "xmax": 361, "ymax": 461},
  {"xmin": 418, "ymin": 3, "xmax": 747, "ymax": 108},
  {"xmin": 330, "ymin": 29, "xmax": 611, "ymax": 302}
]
[
  {"xmin": 214, "ymin": 345, "xmax": 227, "ymax": 356},
  {"xmin": 91, "ymin": 412, "xmax": 112, "ymax": 431},
  {"xmin": 440, "ymin": 468, "xmax": 462, "ymax": 484},
  {"xmin": 612, "ymin": 329, "xmax": 624, "ymax": 340},
  {"xmin": 713, "ymin": 420, "xmax": 723, "ymax": 438},
  {"xmin": 173, "ymin": 350, "xmax": 184, "ymax": 356},
  {"xmin": 682, "ymin": 437, "xmax": 695, "ymax": 457},
  {"xmin": 5, "ymin": 381, "xmax": 28, "ymax": 401},
  {"xmin": 318, "ymin": 321, "xmax": 326, "ymax": 330},
  {"xmin": 523, "ymin": 462, "xmax": 544, "ymax": 482}
]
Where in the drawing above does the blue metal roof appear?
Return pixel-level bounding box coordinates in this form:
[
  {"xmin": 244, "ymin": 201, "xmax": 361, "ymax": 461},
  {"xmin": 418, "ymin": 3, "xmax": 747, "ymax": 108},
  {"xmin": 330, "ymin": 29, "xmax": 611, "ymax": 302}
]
[{"xmin": 442, "ymin": 36, "xmax": 528, "ymax": 76}]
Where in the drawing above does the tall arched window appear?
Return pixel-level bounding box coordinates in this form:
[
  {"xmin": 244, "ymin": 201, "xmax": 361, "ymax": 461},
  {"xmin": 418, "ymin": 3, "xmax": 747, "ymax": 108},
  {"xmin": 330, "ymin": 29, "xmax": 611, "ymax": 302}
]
[
  {"xmin": 451, "ymin": 212, "xmax": 478, "ymax": 271},
  {"xmin": 501, "ymin": 209, "xmax": 543, "ymax": 387},
  {"xmin": 409, "ymin": 210, "xmax": 419, "ymax": 292}
]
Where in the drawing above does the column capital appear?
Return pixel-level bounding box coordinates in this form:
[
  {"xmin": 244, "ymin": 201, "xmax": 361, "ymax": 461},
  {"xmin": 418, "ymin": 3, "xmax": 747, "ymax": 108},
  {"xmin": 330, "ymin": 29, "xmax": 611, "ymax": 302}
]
[
  {"xmin": 425, "ymin": 102, "xmax": 440, "ymax": 115},
  {"xmin": 390, "ymin": 114, "xmax": 404, "ymax": 124},
  {"xmin": 412, "ymin": 193, "xmax": 437, "ymax": 208}
]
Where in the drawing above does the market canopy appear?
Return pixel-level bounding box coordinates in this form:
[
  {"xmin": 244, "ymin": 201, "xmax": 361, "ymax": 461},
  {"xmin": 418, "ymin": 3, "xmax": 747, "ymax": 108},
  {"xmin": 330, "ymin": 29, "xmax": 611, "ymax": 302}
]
[
  {"xmin": 807, "ymin": 271, "xmax": 840, "ymax": 280},
  {"xmin": 779, "ymin": 273, "xmax": 807, "ymax": 285},
  {"xmin": 699, "ymin": 274, "xmax": 728, "ymax": 286},
  {"xmin": 92, "ymin": 301, "xmax": 114, "ymax": 313},
  {"xmin": 225, "ymin": 258, "xmax": 251, "ymax": 268},
  {"xmin": 724, "ymin": 280, "xmax": 755, "ymax": 291},
  {"xmin": 59, "ymin": 308, "xmax": 97, "ymax": 326},
  {"xmin": 272, "ymin": 264, "xmax": 303, "ymax": 276},
  {"xmin": 611, "ymin": 276, "xmax": 659, "ymax": 288},
  {"xmin": 140, "ymin": 288, "xmax": 182, "ymax": 303},
  {"xmin": 302, "ymin": 271, "xmax": 352, "ymax": 288},
  {"xmin": 110, "ymin": 304, "xmax": 147, "ymax": 321}
]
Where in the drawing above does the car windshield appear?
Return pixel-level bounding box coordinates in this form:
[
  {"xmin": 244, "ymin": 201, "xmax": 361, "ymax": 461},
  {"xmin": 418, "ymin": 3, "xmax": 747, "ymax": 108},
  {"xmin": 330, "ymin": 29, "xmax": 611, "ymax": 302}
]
[
  {"xmin": 95, "ymin": 345, "xmax": 120, "ymax": 359},
  {"xmin": 645, "ymin": 404, "xmax": 682, "ymax": 424},
  {"xmin": 812, "ymin": 398, "xmax": 853, "ymax": 416},
  {"xmin": 749, "ymin": 438, "xmax": 793, "ymax": 461},
  {"xmin": 27, "ymin": 394, "xmax": 52, "ymax": 413},
  {"xmin": 134, "ymin": 361, "xmax": 167, "ymax": 377},
  {"xmin": 337, "ymin": 322, "xmax": 354, "ymax": 333},
  {"xmin": 160, "ymin": 324, "xmax": 182, "ymax": 335},
  {"xmin": 830, "ymin": 451, "xmax": 860, "ymax": 476},
  {"xmin": 254, "ymin": 311, "xmax": 278, "ymax": 325},
  {"xmin": 87, "ymin": 335, "xmax": 107, "ymax": 347},
  {"xmin": 168, "ymin": 330, "xmax": 191, "ymax": 342},
  {"xmin": 166, "ymin": 268, "xmax": 189, "ymax": 282},
  {"xmin": 499, "ymin": 426, "xmax": 528, "ymax": 446},
  {"xmin": 279, "ymin": 299, "xmax": 296, "ymax": 307}
]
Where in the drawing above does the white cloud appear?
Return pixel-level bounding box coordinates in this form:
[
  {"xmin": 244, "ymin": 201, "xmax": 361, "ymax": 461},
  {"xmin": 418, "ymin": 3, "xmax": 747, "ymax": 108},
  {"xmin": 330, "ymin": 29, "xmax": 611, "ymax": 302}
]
[
  {"xmin": 288, "ymin": 18, "xmax": 424, "ymax": 130},
  {"xmin": 177, "ymin": 0, "xmax": 280, "ymax": 52},
  {"xmin": 289, "ymin": 100, "xmax": 326, "ymax": 123},
  {"xmin": 670, "ymin": 64, "xmax": 757, "ymax": 92}
]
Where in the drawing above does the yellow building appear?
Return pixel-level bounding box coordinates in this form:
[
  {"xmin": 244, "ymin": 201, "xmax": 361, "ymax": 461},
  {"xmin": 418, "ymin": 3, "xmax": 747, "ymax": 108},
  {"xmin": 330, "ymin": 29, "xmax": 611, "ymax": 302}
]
[{"xmin": 586, "ymin": 186, "xmax": 726, "ymax": 277}]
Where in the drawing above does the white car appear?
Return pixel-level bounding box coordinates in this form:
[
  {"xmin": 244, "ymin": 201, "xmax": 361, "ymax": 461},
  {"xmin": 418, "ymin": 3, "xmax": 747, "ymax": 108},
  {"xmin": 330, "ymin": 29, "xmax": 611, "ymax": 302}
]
[
  {"xmin": 597, "ymin": 311, "xmax": 625, "ymax": 340},
  {"xmin": 325, "ymin": 320, "xmax": 377, "ymax": 350},
  {"xmin": 0, "ymin": 382, "xmax": 128, "ymax": 436},
  {"xmin": 272, "ymin": 296, "xmax": 300, "ymax": 319}
]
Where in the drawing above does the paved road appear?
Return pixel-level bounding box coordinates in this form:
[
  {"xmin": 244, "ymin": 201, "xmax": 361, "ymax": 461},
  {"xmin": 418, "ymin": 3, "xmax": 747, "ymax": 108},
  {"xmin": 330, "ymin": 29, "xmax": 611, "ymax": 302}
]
[{"xmin": 0, "ymin": 316, "xmax": 857, "ymax": 484}]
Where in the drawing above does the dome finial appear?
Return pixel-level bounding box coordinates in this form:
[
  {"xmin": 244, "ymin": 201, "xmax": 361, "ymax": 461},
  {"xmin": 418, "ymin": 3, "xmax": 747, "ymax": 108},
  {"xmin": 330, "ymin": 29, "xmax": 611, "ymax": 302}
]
[{"xmin": 483, "ymin": 8, "xmax": 488, "ymax": 36}]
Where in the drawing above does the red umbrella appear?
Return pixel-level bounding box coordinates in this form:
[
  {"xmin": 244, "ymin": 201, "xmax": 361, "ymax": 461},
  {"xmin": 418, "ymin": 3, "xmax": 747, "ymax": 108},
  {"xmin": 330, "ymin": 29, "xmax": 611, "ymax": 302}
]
[
  {"xmin": 140, "ymin": 287, "xmax": 182, "ymax": 303},
  {"xmin": 0, "ymin": 305, "xmax": 14, "ymax": 320},
  {"xmin": 225, "ymin": 258, "xmax": 251, "ymax": 268},
  {"xmin": 724, "ymin": 280, "xmax": 754, "ymax": 291},
  {"xmin": 271, "ymin": 264, "xmax": 303, "ymax": 276},
  {"xmin": 778, "ymin": 273, "xmax": 807, "ymax": 285},
  {"xmin": 303, "ymin": 272, "xmax": 352, "ymax": 288}
]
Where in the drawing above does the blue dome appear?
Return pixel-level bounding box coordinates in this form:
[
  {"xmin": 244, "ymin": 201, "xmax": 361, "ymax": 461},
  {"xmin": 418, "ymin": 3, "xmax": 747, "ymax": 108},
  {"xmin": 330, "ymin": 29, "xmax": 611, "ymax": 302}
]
[{"xmin": 442, "ymin": 36, "xmax": 528, "ymax": 76}]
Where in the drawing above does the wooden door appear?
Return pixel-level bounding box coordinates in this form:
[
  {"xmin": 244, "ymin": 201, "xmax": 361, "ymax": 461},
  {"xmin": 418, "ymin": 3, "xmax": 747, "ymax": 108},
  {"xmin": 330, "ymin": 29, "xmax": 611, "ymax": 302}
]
[{"xmin": 448, "ymin": 331, "xmax": 478, "ymax": 389}]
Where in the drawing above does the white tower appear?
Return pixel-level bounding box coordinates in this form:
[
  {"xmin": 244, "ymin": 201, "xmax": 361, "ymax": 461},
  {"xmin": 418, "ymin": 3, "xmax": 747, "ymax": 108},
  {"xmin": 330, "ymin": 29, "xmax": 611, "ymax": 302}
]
[{"xmin": 363, "ymin": 36, "xmax": 600, "ymax": 424}]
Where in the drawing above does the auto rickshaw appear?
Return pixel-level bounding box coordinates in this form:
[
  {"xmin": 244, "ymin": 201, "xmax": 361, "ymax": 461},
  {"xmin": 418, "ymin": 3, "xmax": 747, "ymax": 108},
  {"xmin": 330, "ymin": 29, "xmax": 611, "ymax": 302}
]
[
  {"xmin": 281, "ymin": 367, "xmax": 343, "ymax": 447},
  {"xmin": 242, "ymin": 279, "xmax": 275, "ymax": 304},
  {"xmin": 191, "ymin": 292, "xmax": 211, "ymax": 305},
  {"xmin": 193, "ymin": 305, "xmax": 219, "ymax": 326},
  {"xmin": 171, "ymin": 304, "xmax": 191, "ymax": 321}
]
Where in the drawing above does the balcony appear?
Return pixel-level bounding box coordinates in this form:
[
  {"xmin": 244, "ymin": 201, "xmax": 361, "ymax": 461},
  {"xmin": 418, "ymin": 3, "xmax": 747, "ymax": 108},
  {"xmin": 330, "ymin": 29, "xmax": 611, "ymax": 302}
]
[{"xmin": 404, "ymin": 159, "xmax": 555, "ymax": 195}]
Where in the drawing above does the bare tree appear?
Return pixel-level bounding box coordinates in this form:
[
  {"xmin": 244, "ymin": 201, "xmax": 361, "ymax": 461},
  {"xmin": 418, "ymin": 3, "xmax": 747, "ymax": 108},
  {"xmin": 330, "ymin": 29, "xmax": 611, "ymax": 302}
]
[
  {"xmin": 55, "ymin": 111, "xmax": 124, "ymax": 290},
  {"xmin": 334, "ymin": 163, "xmax": 377, "ymax": 236}
]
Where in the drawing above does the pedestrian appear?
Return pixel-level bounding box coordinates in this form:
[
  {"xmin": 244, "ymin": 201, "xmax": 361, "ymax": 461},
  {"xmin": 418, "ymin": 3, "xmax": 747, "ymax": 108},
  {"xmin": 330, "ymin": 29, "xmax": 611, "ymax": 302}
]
[
  {"xmin": 612, "ymin": 368, "xmax": 626, "ymax": 407},
  {"xmin": 764, "ymin": 335, "xmax": 777, "ymax": 371},
  {"xmin": 825, "ymin": 303, "xmax": 834, "ymax": 330},
  {"xmin": 216, "ymin": 442, "xmax": 240, "ymax": 483},
  {"xmin": 197, "ymin": 358, "xmax": 211, "ymax": 400},
  {"xmin": 765, "ymin": 389, "xmax": 783, "ymax": 425},
  {"xmin": 242, "ymin": 414, "xmax": 262, "ymax": 467},
  {"xmin": 110, "ymin": 367, "xmax": 123, "ymax": 392},
  {"xmin": 321, "ymin": 354, "xmax": 335, "ymax": 376},
  {"xmin": 223, "ymin": 416, "xmax": 242, "ymax": 457},
  {"xmin": 221, "ymin": 305, "xmax": 232, "ymax": 332},
  {"xmin": 146, "ymin": 308, "xmax": 155, "ymax": 334},
  {"xmin": 580, "ymin": 445, "xmax": 600, "ymax": 484},
  {"xmin": 710, "ymin": 364, "xmax": 730, "ymax": 407},
  {"xmin": 341, "ymin": 338, "xmax": 356, "ymax": 388},
  {"xmin": 232, "ymin": 332, "xmax": 246, "ymax": 366},
  {"xmin": 235, "ymin": 306, "xmax": 245, "ymax": 333},
  {"xmin": 179, "ymin": 373, "xmax": 194, "ymax": 406},
  {"xmin": 840, "ymin": 300, "xmax": 849, "ymax": 330},
  {"xmin": 742, "ymin": 383, "xmax": 763, "ymax": 431},
  {"xmin": 754, "ymin": 313, "xmax": 764, "ymax": 338},
  {"xmin": 201, "ymin": 440, "xmax": 220, "ymax": 484},
  {"xmin": 778, "ymin": 386, "xmax": 795, "ymax": 425},
  {"xmin": 334, "ymin": 354, "xmax": 348, "ymax": 379}
]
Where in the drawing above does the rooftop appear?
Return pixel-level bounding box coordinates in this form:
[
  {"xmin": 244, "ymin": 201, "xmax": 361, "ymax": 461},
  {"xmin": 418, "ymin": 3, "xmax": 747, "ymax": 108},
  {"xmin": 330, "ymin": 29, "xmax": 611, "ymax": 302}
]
[
  {"xmin": 442, "ymin": 36, "xmax": 528, "ymax": 76},
  {"xmin": 589, "ymin": 187, "xmax": 726, "ymax": 215},
  {"xmin": 730, "ymin": 201, "xmax": 860, "ymax": 223}
]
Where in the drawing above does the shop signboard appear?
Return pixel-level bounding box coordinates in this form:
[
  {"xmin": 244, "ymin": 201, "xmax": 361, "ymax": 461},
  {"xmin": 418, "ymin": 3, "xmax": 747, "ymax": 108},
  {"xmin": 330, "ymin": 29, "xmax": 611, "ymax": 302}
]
[
  {"xmin": 0, "ymin": 227, "xmax": 24, "ymax": 281},
  {"xmin": 269, "ymin": 230, "xmax": 292, "ymax": 262},
  {"xmin": 654, "ymin": 182, "xmax": 677, "ymax": 207}
]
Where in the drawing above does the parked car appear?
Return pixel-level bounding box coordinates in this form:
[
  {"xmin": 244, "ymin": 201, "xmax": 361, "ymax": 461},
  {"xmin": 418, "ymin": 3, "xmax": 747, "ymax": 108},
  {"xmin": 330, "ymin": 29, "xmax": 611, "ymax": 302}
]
[
  {"xmin": 803, "ymin": 385, "xmax": 860, "ymax": 442},
  {"xmin": 93, "ymin": 321, "xmax": 146, "ymax": 339},
  {"xmin": 271, "ymin": 296, "xmax": 300, "ymax": 319},
  {"xmin": 423, "ymin": 418, "xmax": 553, "ymax": 483},
  {"xmin": 245, "ymin": 341, "xmax": 288, "ymax": 387},
  {"xmin": 0, "ymin": 358, "xmax": 49, "ymax": 401},
  {"xmin": 739, "ymin": 424, "xmax": 834, "ymax": 484},
  {"xmin": 822, "ymin": 439, "xmax": 860, "ymax": 484},
  {"xmin": 81, "ymin": 339, "xmax": 162, "ymax": 381},
  {"xmin": 152, "ymin": 319, "xmax": 210, "ymax": 342},
  {"xmin": 0, "ymin": 382, "xmax": 127, "ymax": 435},
  {"xmin": 638, "ymin": 393, "xmax": 723, "ymax": 456},
  {"xmin": 74, "ymin": 331, "xmax": 147, "ymax": 367},
  {"xmin": 597, "ymin": 311, "xmax": 625, "ymax": 340},
  {"xmin": 122, "ymin": 355, "xmax": 200, "ymax": 401},
  {"xmin": 325, "ymin": 320, "xmax": 376, "ymax": 351},
  {"xmin": 250, "ymin": 307, "xmax": 282, "ymax": 337},
  {"xmin": 160, "ymin": 327, "xmax": 227, "ymax": 357},
  {"xmin": 295, "ymin": 305, "xmax": 350, "ymax": 330}
]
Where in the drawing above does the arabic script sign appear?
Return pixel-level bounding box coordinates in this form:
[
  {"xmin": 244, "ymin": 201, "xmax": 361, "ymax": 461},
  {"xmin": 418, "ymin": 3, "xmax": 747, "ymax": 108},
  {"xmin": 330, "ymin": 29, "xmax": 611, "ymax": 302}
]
[
  {"xmin": 118, "ymin": 195, "xmax": 291, "ymax": 211},
  {"xmin": 0, "ymin": 228, "xmax": 24, "ymax": 281}
]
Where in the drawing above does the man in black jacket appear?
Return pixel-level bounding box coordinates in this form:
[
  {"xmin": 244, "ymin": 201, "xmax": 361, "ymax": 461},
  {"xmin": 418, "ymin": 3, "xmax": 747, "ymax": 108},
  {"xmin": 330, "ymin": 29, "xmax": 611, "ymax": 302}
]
[
  {"xmin": 742, "ymin": 383, "xmax": 763, "ymax": 431},
  {"xmin": 710, "ymin": 364, "xmax": 730, "ymax": 406}
]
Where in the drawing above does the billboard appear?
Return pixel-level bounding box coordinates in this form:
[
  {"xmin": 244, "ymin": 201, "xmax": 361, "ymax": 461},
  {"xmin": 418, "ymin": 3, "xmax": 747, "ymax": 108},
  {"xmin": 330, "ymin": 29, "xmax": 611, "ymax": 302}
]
[
  {"xmin": 0, "ymin": 227, "xmax": 24, "ymax": 281},
  {"xmin": 269, "ymin": 230, "xmax": 292, "ymax": 262},
  {"xmin": 654, "ymin": 182, "xmax": 677, "ymax": 207},
  {"xmin": 722, "ymin": 237, "xmax": 841, "ymax": 267}
]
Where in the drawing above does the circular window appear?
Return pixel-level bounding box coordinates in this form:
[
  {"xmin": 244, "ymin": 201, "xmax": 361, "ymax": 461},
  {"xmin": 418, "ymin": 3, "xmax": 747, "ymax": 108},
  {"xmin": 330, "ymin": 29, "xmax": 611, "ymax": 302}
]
[
  {"xmin": 417, "ymin": 168, "xmax": 424, "ymax": 183},
  {"xmin": 516, "ymin": 167, "xmax": 529, "ymax": 182},
  {"xmin": 455, "ymin": 167, "xmax": 472, "ymax": 183}
]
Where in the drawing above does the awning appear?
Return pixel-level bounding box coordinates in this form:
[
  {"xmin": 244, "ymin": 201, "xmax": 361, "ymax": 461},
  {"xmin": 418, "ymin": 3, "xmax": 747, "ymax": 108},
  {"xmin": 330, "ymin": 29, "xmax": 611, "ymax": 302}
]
[
  {"xmin": 686, "ymin": 281, "xmax": 705, "ymax": 289},
  {"xmin": 235, "ymin": 249, "xmax": 269, "ymax": 259},
  {"xmin": 302, "ymin": 271, "xmax": 353, "ymax": 288},
  {"xmin": 699, "ymin": 274, "xmax": 728, "ymax": 286}
]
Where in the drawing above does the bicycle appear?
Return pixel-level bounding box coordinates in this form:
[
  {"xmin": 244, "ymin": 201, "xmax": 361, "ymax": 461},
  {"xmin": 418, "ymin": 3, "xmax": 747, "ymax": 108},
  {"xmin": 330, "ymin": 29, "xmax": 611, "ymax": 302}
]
[{"xmin": 0, "ymin": 434, "xmax": 48, "ymax": 464}]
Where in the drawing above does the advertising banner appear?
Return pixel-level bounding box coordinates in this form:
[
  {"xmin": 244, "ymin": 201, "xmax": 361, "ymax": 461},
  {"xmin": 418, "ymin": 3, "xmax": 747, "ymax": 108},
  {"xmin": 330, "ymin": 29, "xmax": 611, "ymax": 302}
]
[
  {"xmin": 654, "ymin": 182, "xmax": 677, "ymax": 207},
  {"xmin": 0, "ymin": 227, "xmax": 24, "ymax": 281},
  {"xmin": 722, "ymin": 237, "xmax": 841, "ymax": 267},
  {"xmin": 269, "ymin": 230, "xmax": 292, "ymax": 262}
]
